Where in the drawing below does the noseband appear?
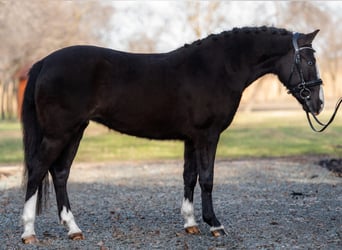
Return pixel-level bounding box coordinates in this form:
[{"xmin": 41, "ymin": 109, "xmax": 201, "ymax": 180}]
[
  {"xmin": 287, "ymin": 32, "xmax": 341, "ymax": 132},
  {"xmin": 287, "ymin": 32, "xmax": 322, "ymax": 100}
]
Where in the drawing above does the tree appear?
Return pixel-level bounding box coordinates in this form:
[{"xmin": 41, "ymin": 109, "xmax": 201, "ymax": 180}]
[
  {"xmin": 0, "ymin": 1, "xmax": 114, "ymax": 119},
  {"xmin": 185, "ymin": 1, "xmax": 230, "ymax": 39}
]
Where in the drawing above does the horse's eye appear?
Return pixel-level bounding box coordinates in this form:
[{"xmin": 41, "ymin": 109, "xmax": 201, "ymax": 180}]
[{"xmin": 308, "ymin": 61, "xmax": 314, "ymax": 66}]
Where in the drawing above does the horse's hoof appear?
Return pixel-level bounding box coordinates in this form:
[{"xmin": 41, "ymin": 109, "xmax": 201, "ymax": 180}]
[
  {"xmin": 69, "ymin": 232, "xmax": 85, "ymax": 240},
  {"xmin": 22, "ymin": 235, "xmax": 38, "ymax": 244},
  {"xmin": 185, "ymin": 226, "xmax": 201, "ymax": 235},
  {"xmin": 211, "ymin": 228, "xmax": 227, "ymax": 237}
]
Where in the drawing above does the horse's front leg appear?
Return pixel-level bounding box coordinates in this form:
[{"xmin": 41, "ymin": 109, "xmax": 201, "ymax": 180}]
[
  {"xmin": 181, "ymin": 140, "xmax": 200, "ymax": 234},
  {"xmin": 196, "ymin": 135, "xmax": 227, "ymax": 237}
]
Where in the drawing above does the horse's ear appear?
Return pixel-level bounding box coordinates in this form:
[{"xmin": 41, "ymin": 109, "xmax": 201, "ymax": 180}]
[{"xmin": 299, "ymin": 30, "xmax": 320, "ymax": 45}]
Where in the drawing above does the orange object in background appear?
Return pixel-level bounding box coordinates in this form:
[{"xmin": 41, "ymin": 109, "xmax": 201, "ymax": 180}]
[
  {"xmin": 17, "ymin": 78, "xmax": 27, "ymax": 119},
  {"xmin": 16, "ymin": 65, "xmax": 30, "ymax": 119}
]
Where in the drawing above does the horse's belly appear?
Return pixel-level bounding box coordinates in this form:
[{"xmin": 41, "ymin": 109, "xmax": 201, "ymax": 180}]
[{"xmin": 92, "ymin": 109, "xmax": 186, "ymax": 140}]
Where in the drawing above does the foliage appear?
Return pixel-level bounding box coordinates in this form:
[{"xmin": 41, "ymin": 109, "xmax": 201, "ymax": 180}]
[
  {"xmin": 1, "ymin": 2, "xmax": 342, "ymax": 119},
  {"xmin": 0, "ymin": 1, "xmax": 113, "ymax": 119}
]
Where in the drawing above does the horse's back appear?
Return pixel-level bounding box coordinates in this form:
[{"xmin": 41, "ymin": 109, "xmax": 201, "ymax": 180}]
[
  {"xmin": 31, "ymin": 45, "xmax": 239, "ymax": 140},
  {"xmin": 32, "ymin": 46, "xmax": 189, "ymax": 138}
]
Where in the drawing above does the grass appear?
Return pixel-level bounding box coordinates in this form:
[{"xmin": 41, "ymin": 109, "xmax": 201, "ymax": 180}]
[
  {"xmin": 0, "ymin": 110, "xmax": 341, "ymax": 165},
  {"xmin": 217, "ymin": 111, "xmax": 342, "ymax": 158},
  {"xmin": 0, "ymin": 122, "xmax": 23, "ymax": 164}
]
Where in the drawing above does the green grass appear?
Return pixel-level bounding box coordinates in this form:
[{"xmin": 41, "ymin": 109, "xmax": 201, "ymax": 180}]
[
  {"xmin": 217, "ymin": 110, "xmax": 342, "ymax": 158},
  {"xmin": 77, "ymin": 131, "xmax": 183, "ymax": 162},
  {"xmin": 0, "ymin": 110, "xmax": 341, "ymax": 165},
  {"xmin": 0, "ymin": 122, "xmax": 23, "ymax": 164}
]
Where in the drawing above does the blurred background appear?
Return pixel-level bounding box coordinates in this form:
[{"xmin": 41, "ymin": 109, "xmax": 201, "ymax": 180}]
[
  {"xmin": 0, "ymin": 1, "xmax": 341, "ymax": 164},
  {"xmin": 1, "ymin": 1, "xmax": 342, "ymax": 118}
]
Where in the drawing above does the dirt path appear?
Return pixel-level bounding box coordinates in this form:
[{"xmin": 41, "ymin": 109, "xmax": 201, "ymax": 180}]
[{"xmin": 0, "ymin": 157, "xmax": 341, "ymax": 249}]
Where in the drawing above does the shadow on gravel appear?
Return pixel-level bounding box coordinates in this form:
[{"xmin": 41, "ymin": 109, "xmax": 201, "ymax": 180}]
[
  {"xmin": 1, "ymin": 160, "xmax": 341, "ymax": 249},
  {"xmin": 319, "ymin": 158, "xmax": 342, "ymax": 177}
]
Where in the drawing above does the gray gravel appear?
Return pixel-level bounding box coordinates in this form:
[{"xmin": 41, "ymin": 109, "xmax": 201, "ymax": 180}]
[{"xmin": 0, "ymin": 157, "xmax": 341, "ymax": 249}]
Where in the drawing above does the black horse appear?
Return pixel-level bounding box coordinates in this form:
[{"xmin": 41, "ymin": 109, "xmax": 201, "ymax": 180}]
[{"xmin": 21, "ymin": 26, "xmax": 324, "ymax": 243}]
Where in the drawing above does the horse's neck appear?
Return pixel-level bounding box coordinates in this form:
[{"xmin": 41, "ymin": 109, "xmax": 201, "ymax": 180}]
[
  {"xmin": 233, "ymin": 34, "xmax": 292, "ymax": 90},
  {"xmin": 175, "ymin": 31, "xmax": 292, "ymax": 92}
]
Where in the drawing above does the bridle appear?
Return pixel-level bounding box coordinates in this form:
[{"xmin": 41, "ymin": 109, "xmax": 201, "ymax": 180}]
[
  {"xmin": 287, "ymin": 32, "xmax": 322, "ymax": 100},
  {"xmin": 287, "ymin": 32, "xmax": 341, "ymax": 132}
]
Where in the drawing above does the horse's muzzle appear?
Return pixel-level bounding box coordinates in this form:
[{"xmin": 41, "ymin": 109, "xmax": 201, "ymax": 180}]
[{"xmin": 304, "ymin": 98, "xmax": 324, "ymax": 116}]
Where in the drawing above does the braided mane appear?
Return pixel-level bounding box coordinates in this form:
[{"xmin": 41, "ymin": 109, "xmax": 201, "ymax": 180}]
[{"xmin": 183, "ymin": 26, "xmax": 292, "ymax": 49}]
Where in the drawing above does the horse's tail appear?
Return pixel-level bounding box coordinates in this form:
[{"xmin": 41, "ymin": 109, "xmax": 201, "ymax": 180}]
[{"xmin": 21, "ymin": 60, "xmax": 49, "ymax": 215}]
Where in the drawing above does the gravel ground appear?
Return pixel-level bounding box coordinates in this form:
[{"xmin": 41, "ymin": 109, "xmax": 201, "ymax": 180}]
[{"xmin": 0, "ymin": 157, "xmax": 341, "ymax": 249}]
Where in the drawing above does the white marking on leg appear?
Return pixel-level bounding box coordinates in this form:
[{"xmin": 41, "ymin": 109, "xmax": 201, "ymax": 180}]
[
  {"xmin": 22, "ymin": 190, "xmax": 38, "ymax": 239},
  {"xmin": 60, "ymin": 206, "xmax": 82, "ymax": 236},
  {"xmin": 181, "ymin": 198, "xmax": 197, "ymax": 228},
  {"xmin": 210, "ymin": 225, "xmax": 225, "ymax": 232}
]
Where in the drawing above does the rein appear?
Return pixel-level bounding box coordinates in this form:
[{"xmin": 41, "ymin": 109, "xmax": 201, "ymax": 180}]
[
  {"xmin": 288, "ymin": 33, "xmax": 341, "ymax": 132},
  {"xmin": 305, "ymin": 97, "xmax": 342, "ymax": 132}
]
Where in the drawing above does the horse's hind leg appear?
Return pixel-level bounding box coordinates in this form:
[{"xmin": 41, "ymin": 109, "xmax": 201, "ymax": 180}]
[
  {"xmin": 181, "ymin": 140, "xmax": 200, "ymax": 234},
  {"xmin": 22, "ymin": 136, "xmax": 69, "ymax": 243},
  {"xmin": 49, "ymin": 122, "xmax": 88, "ymax": 240}
]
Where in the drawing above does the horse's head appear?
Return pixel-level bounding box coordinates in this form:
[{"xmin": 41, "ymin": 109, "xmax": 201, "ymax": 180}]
[{"xmin": 277, "ymin": 30, "xmax": 324, "ymax": 115}]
